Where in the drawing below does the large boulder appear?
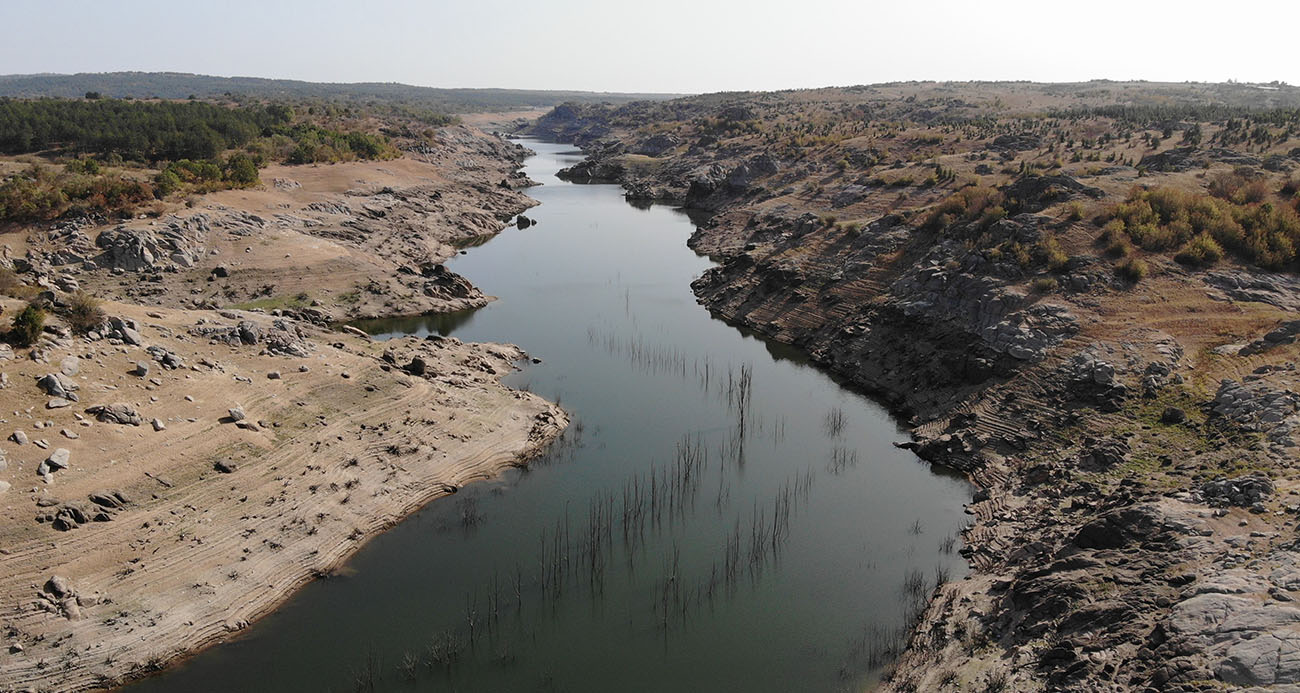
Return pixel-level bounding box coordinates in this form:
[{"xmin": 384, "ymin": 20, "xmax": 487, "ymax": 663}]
[
  {"xmin": 36, "ymin": 373, "xmax": 78, "ymax": 401},
  {"xmin": 1168, "ymin": 594, "xmax": 1300, "ymax": 686}
]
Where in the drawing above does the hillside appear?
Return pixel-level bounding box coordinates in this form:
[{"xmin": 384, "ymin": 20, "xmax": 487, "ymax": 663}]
[{"xmin": 529, "ymin": 80, "xmax": 1300, "ymax": 692}]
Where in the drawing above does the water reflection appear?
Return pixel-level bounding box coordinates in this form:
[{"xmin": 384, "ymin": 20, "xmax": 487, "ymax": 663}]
[{"xmin": 128, "ymin": 139, "xmax": 970, "ymax": 693}]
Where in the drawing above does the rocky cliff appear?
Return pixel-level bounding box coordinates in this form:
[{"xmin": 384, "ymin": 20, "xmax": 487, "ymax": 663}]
[{"xmin": 529, "ymin": 83, "xmax": 1300, "ymax": 691}]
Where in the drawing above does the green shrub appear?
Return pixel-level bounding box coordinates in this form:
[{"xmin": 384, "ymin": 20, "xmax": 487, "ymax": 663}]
[
  {"xmin": 1009, "ymin": 241, "xmax": 1033, "ymax": 269},
  {"xmin": 1031, "ymin": 277, "xmax": 1058, "ymax": 293},
  {"xmin": 924, "ymin": 186, "xmax": 1004, "ymax": 230},
  {"xmin": 154, "ymin": 169, "xmax": 182, "ymax": 197},
  {"xmin": 1105, "ymin": 239, "xmax": 1133, "ymax": 259},
  {"xmin": 64, "ymin": 158, "xmax": 101, "ymax": 175},
  {"xmin": 222, "ymin": 153, "xmax": 260, "ymax": 187},
  {"xmin": 1116, "ymin": 257, "xmax": 1149, "ymax": 282},
  {"xmin": 1174, "ymin": 233, "xmax": 1225, "ymax": 268},
  {"xmin": 63, "ymin": 291, "xmax": 106, "ymax": 335},
  {"xmin": 1106, "ymin": 186, "xmax": 1300, "ymax": 270},
  {"xmin": 9, "ymin": 303, "xmax": 44, "ymax": 346},
  {"xmin": 1282, "ymin": 177, "xmax": 1300, "ymax": 198},
  {"xmin": 979, "ymin": 205, "xmax": 1008, "ymax": 229},
  {"xmin": 1036, "ymin": 236, "xmax": 1069, "ymax": 271}
]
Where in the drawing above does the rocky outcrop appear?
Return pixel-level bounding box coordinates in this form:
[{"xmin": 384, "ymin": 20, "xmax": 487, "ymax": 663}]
[
  {"xmin": 632, "ymin": 134, "xmax": 680, "ymax": 157},
  {"xmin": 86, "ymin": 403, "xmax": 143, "ymax": 425},
  {"xmin": 1140, "ymin": 146, "xmax": 1262, "ymax": 172},
  {"xmin": 1204, "ymin": 271, "xmax": 1300, "ymax": 312},
  {"xmin": 90, "ymin": 215, "xmax": 210, "ymax": 272},
  {"xmin": 191, "ymin": 317, "xmax": 313, "ymax": 358},
  {"xmin": 1165, "ymin": 592, "xmax": 1300, "ymax": 687},
  {"xmin": 1001, "ymin": 174, "xmax": 1104, "ymax": 213}
]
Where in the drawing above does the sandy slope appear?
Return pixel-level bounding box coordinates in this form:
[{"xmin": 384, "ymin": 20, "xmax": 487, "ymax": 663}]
[{"xmin": 0, "ymin": 301, "xmax": 564, "ymax": 691}]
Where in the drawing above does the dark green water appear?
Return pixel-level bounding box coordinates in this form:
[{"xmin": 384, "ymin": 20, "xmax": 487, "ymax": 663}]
[{"xmin": 127, "ymin": 140, "xmax": 970, "ymax": 693}]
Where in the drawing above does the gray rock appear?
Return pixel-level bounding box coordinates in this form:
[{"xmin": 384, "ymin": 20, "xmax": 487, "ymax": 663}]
[
  {"xmin": 1169, "ymin": 593, "xmax": 1300, "ymax": 686},
  {"xmin": 1205, "ymin": 271, "xmax": 1300, "ymax": 313},
  {"xmin": 1092, "ymin": 361, "xmax": 1116, "ymax": 385},
  {"xmin": 1202, "ymin": 474, "xmax": 1275, "ymax": 507},
  {"xmin": 237, "ymin": 320, "xmax": 262, "ymax": 345},
  {"xmin": 145, "ymin": 345, "xmax": 183, "ymax": 369},
  {"xmin": 86, "ymin": 403, "xmax": 142, "ymax": 425},
  {"xmin": 36, "ymin": 372, "xmax": 78, "ymax": 400},
  {"xmin": 134, "ymin": 361, "xmax": 150, "ymax": 377},
  {"xmin": 44, "ymin": 575, "xmax": 72, "ymax": 598},
  {"xmin": 151, "ymin": 418, "xmax": 166, "ymax": 431},
  {"xmin": 45, "ymin": 448, "xmax": 70, "ymax": 470},
  {"xmin": 46, "ymin": 397, "xmax": 71, "ymax": 409},
  {"xmin": 11, "ymin": 430, "xmax": 27, "ymax": 445},
  {"xmin": 92, "ymin": 216, "xmax": 208, "ymax": 272},
  {"xmin": 106, "ymin": 316, "xmax": 143, "ymax": 346},
  {"xmin": 228, "ymin": 406, "xmax": 246, "ymax": 422}
]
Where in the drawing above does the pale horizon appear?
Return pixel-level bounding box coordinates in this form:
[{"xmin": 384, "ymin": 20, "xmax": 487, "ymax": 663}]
[{"xmin": 3, "ymin": 0, "xmax": 1297, "ymax": 94}]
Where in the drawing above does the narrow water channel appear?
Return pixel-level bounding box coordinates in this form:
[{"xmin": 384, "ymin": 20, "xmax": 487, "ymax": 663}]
[{"xmin": 128, "ymin": 140, "xmax": 971, "ymax": 692}]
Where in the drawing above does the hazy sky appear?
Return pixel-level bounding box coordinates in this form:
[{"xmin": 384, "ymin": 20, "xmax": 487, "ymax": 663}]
[{"xmin": 3, "ymin": 0, "xmax": 1297, "ymax": 93}]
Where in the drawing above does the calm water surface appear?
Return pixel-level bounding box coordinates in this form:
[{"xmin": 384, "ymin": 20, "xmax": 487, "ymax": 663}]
[{"xmin": 129, "ymin": 140, "xmax": 971, "ymax": 693}]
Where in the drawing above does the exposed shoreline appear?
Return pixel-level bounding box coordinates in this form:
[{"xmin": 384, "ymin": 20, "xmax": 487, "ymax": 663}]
[{"xmin": 0, "ymin": 125, "xmax": 569, "ymax": 692}]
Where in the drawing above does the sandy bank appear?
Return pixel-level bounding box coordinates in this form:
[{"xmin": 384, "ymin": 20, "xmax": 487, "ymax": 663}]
[{"xmin": 0, "ymin": 301, "xmax": 566, "ymax": 691}]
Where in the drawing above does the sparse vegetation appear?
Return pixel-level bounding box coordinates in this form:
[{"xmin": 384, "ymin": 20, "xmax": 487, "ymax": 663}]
[
  {"xmin": 1036, "ymin": 235, "xmax": 1069, "ymax": 271},
  {"xmin": 925, "ymin": 186, "xmax": 1004, "ymax": 230},
  {"xmin": 1173, "ymin": 232, "xmax": 1225, "ymax": 267},
  {"xmin": 1031, "ymin": 276, "xmax": 1058, "ymax": 293},
  {"xmin": 1116, "ymin": 256, "xmax": 1149, "ymax": 282},
  {"xmin": 63, "ymin": 291, "xmax": 106, "ymax": 334},
  {"xmin": 0, "ymin": 97, "xmax": 405, "ymax": 223}
]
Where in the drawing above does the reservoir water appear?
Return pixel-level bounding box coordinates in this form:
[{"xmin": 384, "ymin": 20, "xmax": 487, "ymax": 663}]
[{"xmin": 128, "ymin": 139, "xmax": 971, "ymax": 692}]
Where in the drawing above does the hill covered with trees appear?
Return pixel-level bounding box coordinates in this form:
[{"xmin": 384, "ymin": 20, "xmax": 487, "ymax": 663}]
[
  {"xmin": 0, "ymin": 72, "xmax": 677, "ymax": 113},
  {"xmin": 0, "ymin": 97, "xmax": 406, "ymax": 223}
]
